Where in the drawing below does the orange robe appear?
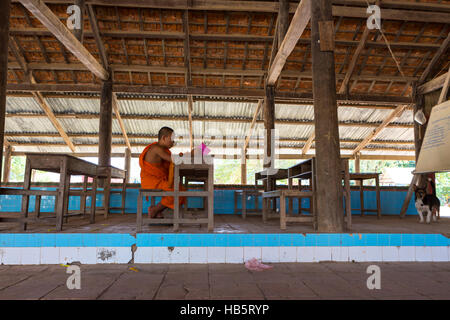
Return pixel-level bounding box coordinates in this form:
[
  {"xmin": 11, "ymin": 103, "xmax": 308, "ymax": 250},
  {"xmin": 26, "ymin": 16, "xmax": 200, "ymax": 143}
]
[{"xmin": 139, "ymin": 142, "xmax": 185, "ymax": 209}]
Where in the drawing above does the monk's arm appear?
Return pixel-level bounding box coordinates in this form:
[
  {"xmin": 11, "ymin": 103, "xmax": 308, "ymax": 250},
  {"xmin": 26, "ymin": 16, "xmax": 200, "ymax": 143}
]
[{"xmin": 154, "ymin": 146, "xmax": 174, "ymax": 163}]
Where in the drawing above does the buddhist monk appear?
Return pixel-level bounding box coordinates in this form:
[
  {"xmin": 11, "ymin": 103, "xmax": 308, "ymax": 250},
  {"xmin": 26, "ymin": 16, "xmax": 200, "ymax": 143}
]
[{"xmin": 139, "ymin": 127, "xmax": 185, "ymax": 218}]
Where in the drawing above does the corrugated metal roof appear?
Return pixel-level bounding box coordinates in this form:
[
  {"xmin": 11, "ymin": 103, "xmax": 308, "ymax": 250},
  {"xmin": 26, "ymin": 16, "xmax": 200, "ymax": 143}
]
[{"xmin": 4, "ymin": 95, "xmax": 415, "ymax": 156}]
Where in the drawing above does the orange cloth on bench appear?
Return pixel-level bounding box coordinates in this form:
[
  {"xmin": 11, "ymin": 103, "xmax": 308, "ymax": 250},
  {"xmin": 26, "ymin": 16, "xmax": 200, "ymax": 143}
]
[{"xmin": 139, "ymin": 142, "xmax": 185, "ymax": 209}]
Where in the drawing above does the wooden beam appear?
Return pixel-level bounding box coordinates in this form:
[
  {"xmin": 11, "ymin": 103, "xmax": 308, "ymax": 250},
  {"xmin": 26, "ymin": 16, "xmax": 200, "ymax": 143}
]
[
  {"xmin": 98, "ymin": 78, "xmax": 113, "ymax": 167},
  {"xmin": 182, "ymin": 10, "xmax": 192, "ymax": 87},
  {"xmin": 418, "ymin": 32, "xmax": 450, "ymax": 84},
  {"xmin": 263, "ymin": 85, "xmax": 275, "ymax": 172},
  {"xmin": 187, "ymin": 94, "xmax": 194, "ymax": 150},
  {"xmin": 267, "ymin": 0, "xmax": 311, "ymax": 85},
  {"xmin": 338, "ymin": 26, "xmax": 371, "ymax": 95},
  {"xmin": 87, "ymin": 3, "xmax": 108, "ymax": 68},
  {"xmin": 438, "ymin": 65, "xmax": 450, "ymax": 104},
  {"xmin": 9, "ymin": 36, "xmax": 76, "ymax": 152},
  {"xmin": 18, "ymin": 0, "xmax": 108, "ymax": 80},
  {"xmin": 301, "ymin": 132, "xmax": 314, "ymax": 155},
  {"xmin": 311, "ymin": 0, "xmax": 343, "ymax": 232},
  {"xmin": 10, "ymin": 27, "xmax": 443, "ymax": 51},
  {"xmin": 73, "ymin": 0, "xmax": 85, "ymax": 42},
  {"xmin": 2, "ymin": 145, "xmax": 13, "ymax": 183},
  {"xmin": 243, "ymin": 99, "xmax": 263, "ymax": 152},
  {"xmin": 112, "ymin": 93, "xmax": 131, "ymax": 150},
  {"xmin": 0, "ymin": 0, "xmax": 11, "ymax": 182},
  {"xmin": 124, "ymin": 147, "xmax": 131, "ymax": 183},
  {"xmin": 352, "ymin": 105, "xmax": 408, "ymax": 155},
  {"xmin": 11, "ymin": 1, "xmax": 450, "ymax": 22},
  {"xmin": 417, "ymin": 72, "xmax": 449, "ymax": 95}
]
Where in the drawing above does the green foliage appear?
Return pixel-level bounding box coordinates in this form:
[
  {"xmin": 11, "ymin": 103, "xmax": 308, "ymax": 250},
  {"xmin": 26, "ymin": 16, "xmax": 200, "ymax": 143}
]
[{"xmin": 9, "ymin": 156, "xmax": 25, "ymax": 182}]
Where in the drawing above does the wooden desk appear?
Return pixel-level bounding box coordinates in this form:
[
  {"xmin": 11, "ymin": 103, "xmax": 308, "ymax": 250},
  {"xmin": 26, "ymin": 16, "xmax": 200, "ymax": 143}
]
[
  {"xmin": 21, "ymin": 153, "xmax": 99, "ymax": 231},
  {"xmin": 255, "ymin": 168, "xmax": 288, "ymax": 191},
  {"xmin": 348, "ymin": 173, "xmax": 381, "ymax": 219},
  {"xmin": 137, "ymin": 163, "xmax": 214, "ymax": 232}
]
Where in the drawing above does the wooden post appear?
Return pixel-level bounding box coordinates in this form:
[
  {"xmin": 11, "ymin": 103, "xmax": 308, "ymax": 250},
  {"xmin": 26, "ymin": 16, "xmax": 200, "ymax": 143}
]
[
  {"xmin": 241, "ymin": 158, "xmax": 247, "ymax": 185},
  {"xmin": 124, "ymin": 147, "xmax": 131, "ymax": 183},
  {"xmin": 98, "ymin": 78, "xmax": 113, "ymax": 186},
  {"xmin": 310, "ymin": 0, "xmax": 344, "ymax": 232},
  {"xmin": 277, "ymin": 0, "xmax": 290, "ymax": 49},
  {"xmin": 2, "ymin": 145, "xmax": 12, "ymax": 183},
  {"xmin": 263, "ymin": 85, "xmax": 275, "ymax": 190},
  {"xmin": 73, "ymin": 0, "xmax": 84, "ymax": 42},
  {"xmin": 0, "ymin": 0, "xmax": 11, "ymax": 182},
  {"xmin": 355, "ymin": 152, "xmax": 361, "ymax": 186}
]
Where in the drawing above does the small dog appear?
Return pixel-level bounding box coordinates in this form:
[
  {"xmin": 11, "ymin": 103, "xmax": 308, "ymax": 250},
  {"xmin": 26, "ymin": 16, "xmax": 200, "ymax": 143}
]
[{"xmin": 414, "ymin": 179, "xmax": 440, "ymax": 224}]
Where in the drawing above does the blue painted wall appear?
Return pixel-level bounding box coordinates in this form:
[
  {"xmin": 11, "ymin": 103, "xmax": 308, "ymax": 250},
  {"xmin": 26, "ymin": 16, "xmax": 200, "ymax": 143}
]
[{"xmin": 0, "ymin": 187, "xmax": 417, "ymax": 216}]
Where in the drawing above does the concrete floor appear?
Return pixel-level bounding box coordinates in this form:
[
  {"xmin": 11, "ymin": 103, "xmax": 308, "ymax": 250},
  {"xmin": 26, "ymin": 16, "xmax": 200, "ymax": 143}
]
[
  {"xmin": 0, "ymin": 262, "xmax": 449, "ymax": 300},
  {"xmin": 0, "ymin": 213, "xmax": 449, "ymax": 235}
]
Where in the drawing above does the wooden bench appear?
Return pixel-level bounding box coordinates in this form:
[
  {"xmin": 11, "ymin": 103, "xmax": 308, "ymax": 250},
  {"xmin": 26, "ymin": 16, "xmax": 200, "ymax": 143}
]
[
  {"xmin": 262, "ymin": 189, "xmax": 317, "ymax": 230},
  {"xmin": 95, "ymin": 166, "xmax": 127, "ymax": 217},
  {"xmin": 234, "ymin": 189, "xmax": 262, "ymax": 219}
]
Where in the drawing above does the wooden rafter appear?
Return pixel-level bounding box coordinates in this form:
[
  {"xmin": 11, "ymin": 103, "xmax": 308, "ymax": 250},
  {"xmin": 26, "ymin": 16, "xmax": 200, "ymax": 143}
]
[
  {"xmin": 417, "ymin": 71, "xmax": 449, "ymax": 95},
  {"xmin": 112, "ymin": 93, "xmax": 131, "ymax": 150},
  {"xmin": 352, "ymin": 105, "xmax": 408, "ymax": 156},
  {"xmin": 438, "ymin": 64, "xmax": 450, "ymax": 104},
  {"xmin": 87, "ymin": 3, "xmax": 108, "ymax": 68},
  {"xmin": 267, "ymin": 0, "xmax": 311, "ymax": 85},
  {"xmin": 243, "ymin": 99, "xmax": 263, "ymax": 152},
  {"xmin": 10, "ymin": 1, "xmax": 450, "ymax": 23},
  {"xmin": 18, "ymin": 0, "xmax": 108, "ymax": 80},
  {"xmin": 9, "ymin": 36, "xmax": 76, "ymax": 152},
  {"xmin": 183, "ymin": 10, "xmax": 192, "ymax": 87},
  {"xmin": 418, "ymin": 32, "xmax": 450, "ymax": 83}
]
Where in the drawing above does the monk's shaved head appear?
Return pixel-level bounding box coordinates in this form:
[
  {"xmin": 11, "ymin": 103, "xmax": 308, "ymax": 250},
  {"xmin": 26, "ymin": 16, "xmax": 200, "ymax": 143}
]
[{"xmin": 158, "ymin": 126, "xmax": 174, "ymax": 141}]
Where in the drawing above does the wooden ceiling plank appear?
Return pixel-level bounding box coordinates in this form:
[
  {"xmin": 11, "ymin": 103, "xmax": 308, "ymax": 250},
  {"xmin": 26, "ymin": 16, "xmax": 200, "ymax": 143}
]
[{"xmin": 18, "ymin": 0, "xmax": 108, "ymax": 80}]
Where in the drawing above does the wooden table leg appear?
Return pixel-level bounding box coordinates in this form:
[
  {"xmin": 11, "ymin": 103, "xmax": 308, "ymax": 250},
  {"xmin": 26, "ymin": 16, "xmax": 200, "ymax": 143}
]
[
  {"xmin": 360, "ymin": 180, "xmax": 364, "ymax": 217},
  {"xmin": 103, "ymin": 171, "xmax": 111, "ymax": 219},
  {"xmin": 173, "ymin": 165, "xmax": 180, "ymax": 231},
  {"xmin": 80, "ymin": 175, "xmax": 87, "ymax": 217},
  {"xmin": 137, "ymin": 190, "xmax": 142, "ymax": 233},
  {"xmin": 376, "ymin": 175, "xmax": 381, "ymax": 219},
  {"xmin": 35, "ymin": 195, "xmax": 41, "ymax": 218},
  {"xmin": 20, "ymin": 158, "xmax": 32, "ymax": 231},
  {"xmin": 242, "ymin": 191, "xmax": 246, "ymax": 219},
  {"xmin": 288, "ymin": 178, "xmax": 293, "ymax": 214},
  {"xmin": 55, "ymin": 159, "xmax": 69, "ymax": 231},
  {"xmin": 280, "ymin": 194, "xmax": 286, "ymax": 230},
  {"xmin": 207, "ymin": 165, "xmax": 214, "ymax": 231},
  {"xmin": 344, "ymin": 160, "xmax": 352, "ymax": 230},
  {"xmin": 90, "ymin": 176, "xmax": 97, "ymax": 224},
  {"xmin": 121, "ymin": 177, "xmax": 127, "ymax": 215}
]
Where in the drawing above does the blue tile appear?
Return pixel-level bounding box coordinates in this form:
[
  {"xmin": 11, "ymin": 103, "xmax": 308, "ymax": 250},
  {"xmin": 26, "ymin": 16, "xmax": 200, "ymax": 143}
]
[
  {"xmin": 315, "ymin": 234, "xmax": 329, "ymax": 246},
  {"xmin": 389, "ymin": 234, "xmax": 401, "ymax": 246},
  {"xmin": 82, "ymin": 234, "xmax": 97, "ymax": 247},
  {"xmin": 265, "ymin": 234, "xmax": 279, "ymax": 247},
  {"xmin": 365, "ymin": 234, "xmax": 378, "ymax": 247},
  {"xmin": 253, "ymin": 234, "xmax": 266, "ymax": 246},
  {"xmin": 304, "ymin": 234, "xmax": 316, "ymax": 246},
  {"xmin": 175, "ymin": 234, "xmax": 189, "ymax": 247},
  {"xmin": 431, "ymin": 234, "xmax": 448, "ymax": 247},
  {"xmin": 161, "ymin": 234, "xmax": 177, "ymax": 246},
  {"xmin": 68, "ymin": 234, "xmax": 83, "ymax": 247},
  {"xmin": 214, "ymin": 234, "xmax": 228, "ymax": 247},
  {"xmin": 278, "ymin": 234, "xmax": 292, "ymax": 246},
  {"xmin": 377, "ymin": 234, "xmax": 390, "ymax": 246},
  {"xmin": 328, "ymin": 234, "xmax": 341, "ymax": 246},
  {"xmin": 413, "ymin": 234, "xmax": 425, "ymax": 246},
  {"xmin": 14, "ymin": 234, "xmax": 39, "ymax": 247},
  {"xmin": 242, "ymin": 234, "xmax": 254, "ymax": 246},
  {"xmin": 341, "ymin": 234, "xmax": 354, "ymax": 246},
  {"xmin": 292, "ymin": 234, "xmax": 305, "ymax": 246},
  {"xmin": 189, "ymin": 234, "xmax": 203, "ymax": 246},
  {"xmin": 227, "ymin": 234, "xmax": 243, "ymax": 247},
  {"xmin": 401, "ymin": 234, "xmax": 414, "ymax": 246},
  {"xmin": 55, "ymin": 234, "xmax": 70, "ymax": 247}
]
